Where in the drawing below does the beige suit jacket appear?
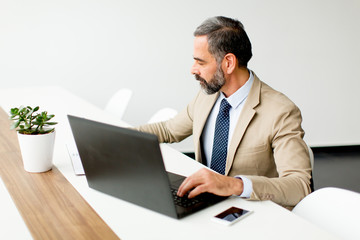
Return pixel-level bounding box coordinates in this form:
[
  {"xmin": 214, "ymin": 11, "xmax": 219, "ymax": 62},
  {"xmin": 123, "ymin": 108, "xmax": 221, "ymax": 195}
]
[{"xmin": 137, "ymin": 72, "xmax": 312, "ymax": 208}]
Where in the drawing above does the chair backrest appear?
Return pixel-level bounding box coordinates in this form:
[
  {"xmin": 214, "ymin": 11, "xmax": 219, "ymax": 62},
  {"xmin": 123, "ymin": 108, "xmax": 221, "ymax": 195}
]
[
  {"xmin": 148, "ymin": 107, "xmax": 178, "ymax": 124},
  {"xmin": 104, "ymin": 88, "xmax": 133, "ymax": 119},
  {"xmin": 306, "ymin": 144, "xmax": 315, "ymax": 192},
  {"xmin": 307, "ymin": 144, "xmax": 314, "ymax": 170},
  {"xmin": 292, "ymin": 187, "xmax": 360, "ymax": 239}
]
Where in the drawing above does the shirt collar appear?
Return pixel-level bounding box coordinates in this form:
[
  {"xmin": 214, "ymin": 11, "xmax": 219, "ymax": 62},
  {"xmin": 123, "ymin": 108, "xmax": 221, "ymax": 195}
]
[{"xmin": 219, "ymin": 70, "xmax": 254, "ymax": 109}]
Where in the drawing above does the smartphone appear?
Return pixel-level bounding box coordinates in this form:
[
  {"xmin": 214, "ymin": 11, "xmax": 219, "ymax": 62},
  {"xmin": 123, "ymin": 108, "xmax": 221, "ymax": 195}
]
[{"xmin": 211, "ymin": 206, "xmax": 253, "ymax": 226}]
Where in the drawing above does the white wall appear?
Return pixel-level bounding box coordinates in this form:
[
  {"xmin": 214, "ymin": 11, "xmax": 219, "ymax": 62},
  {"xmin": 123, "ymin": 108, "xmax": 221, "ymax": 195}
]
[{"xmin": 1, "ymin": 0, "xmax": 360, "ymax": 149}]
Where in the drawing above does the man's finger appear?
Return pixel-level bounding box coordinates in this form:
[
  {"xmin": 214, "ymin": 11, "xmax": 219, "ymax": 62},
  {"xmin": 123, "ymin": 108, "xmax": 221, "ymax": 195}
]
[
  {"xmin": 187, "ymin": 184, "xmax": 207, "ymax": 198},
  {"xmin": 177, "ymin": 172, "xmax": 202, "ymax": 197}
]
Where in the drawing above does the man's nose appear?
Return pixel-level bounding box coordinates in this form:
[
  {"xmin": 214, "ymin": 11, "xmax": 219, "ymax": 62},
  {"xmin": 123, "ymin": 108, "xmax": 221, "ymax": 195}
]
[{"xmin": 190, "ymin": 63, "xmax": 200, "ymax": 75}]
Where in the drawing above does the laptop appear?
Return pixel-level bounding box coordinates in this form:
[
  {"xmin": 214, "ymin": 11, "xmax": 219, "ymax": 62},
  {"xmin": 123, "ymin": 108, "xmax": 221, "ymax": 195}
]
[{"xmin": 67, "ymin": 115, "xmax": 227, "ymax": 219}]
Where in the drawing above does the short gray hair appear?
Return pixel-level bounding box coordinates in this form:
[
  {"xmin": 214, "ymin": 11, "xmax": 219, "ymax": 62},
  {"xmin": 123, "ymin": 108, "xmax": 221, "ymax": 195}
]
[{"xmin": 194, "ymin": 16, "xmax": 252, "ymax": 67}]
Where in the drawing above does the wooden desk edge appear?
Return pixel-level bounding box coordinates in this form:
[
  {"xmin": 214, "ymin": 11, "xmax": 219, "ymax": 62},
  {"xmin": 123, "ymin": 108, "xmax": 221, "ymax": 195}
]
[{"xmin": 0, "ymin": 107, "xmax": 120, "ymax": 240}]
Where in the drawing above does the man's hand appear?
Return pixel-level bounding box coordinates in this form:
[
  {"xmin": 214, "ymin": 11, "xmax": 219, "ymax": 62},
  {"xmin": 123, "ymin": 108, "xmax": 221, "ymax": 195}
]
[{"xmin": 177, "ymin": 168, "xmax": 244, "ymax": 198}]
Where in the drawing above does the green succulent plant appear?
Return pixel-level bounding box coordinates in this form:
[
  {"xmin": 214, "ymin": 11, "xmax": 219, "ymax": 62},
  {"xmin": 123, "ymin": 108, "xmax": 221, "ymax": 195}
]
[{"xmin": 9, "ymin": 106, "xmax": 57, "ymax": 135}]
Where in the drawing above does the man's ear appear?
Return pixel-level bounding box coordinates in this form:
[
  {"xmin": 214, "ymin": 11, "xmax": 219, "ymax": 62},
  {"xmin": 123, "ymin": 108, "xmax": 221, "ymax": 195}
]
[{"xmin": 223, "ymin": 53, "xmax": 237, "ymax": 74}]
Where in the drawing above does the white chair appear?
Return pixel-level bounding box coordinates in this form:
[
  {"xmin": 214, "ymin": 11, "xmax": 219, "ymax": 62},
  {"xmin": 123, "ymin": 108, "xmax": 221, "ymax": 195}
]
[
  {"xmin": 292, "ymin": 187, "xmax": 360, "ymax": 240},
  {"xmin": 148, "ymin": 107, "xmax": 178, "ymax": 124},
  {"xmin": 104, "ymin": 88, "xmax": 133, "ymax": 119}
]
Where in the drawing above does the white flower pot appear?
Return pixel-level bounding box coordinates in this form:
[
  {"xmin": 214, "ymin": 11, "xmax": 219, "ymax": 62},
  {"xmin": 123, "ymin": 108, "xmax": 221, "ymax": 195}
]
[{"xmin": 17, "ymin": 131, "xmax": 55, "ymax": 173}]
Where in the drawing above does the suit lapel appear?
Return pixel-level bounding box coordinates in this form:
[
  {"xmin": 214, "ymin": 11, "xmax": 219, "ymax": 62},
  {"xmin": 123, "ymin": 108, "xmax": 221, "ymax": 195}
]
[
  {"xmin": 225, "ymin": 75, "xmax": 261, "ymax": 175},
  {"xmin": 193, "ymin": 92, "xmax": 219, "ymax": 163}
]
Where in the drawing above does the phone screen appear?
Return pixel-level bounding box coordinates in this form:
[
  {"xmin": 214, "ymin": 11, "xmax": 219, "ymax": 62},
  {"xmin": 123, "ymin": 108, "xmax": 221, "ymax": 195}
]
[{"xmin": 214, "ymin": 206, "xmax": 251, "ymax": 223}]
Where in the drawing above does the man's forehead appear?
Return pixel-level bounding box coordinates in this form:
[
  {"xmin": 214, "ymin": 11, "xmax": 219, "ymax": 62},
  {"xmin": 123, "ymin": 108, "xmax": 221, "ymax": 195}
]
[
  {"xmin": 194, "ymin": 35, "xmax": 209, "ymax": 49},
  {"xmin": 193, "ymin": 36, "xmax": 215, "ymax": 61}
]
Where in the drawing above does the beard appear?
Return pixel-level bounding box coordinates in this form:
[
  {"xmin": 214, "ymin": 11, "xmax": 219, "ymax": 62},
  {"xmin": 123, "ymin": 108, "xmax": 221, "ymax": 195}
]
[{"xmin": 195, "ymin": 65, "xmax": 226, "ymax": 95}]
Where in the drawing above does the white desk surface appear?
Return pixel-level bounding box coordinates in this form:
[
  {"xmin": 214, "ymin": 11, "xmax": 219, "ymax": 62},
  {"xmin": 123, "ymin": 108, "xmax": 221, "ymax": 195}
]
[
  {"xmin": 0, "ymin": 177, "xmax": 32, "ymax": 240},
  {"xmin": 0, "ymin": 86, "xmax": 339, "ymax": 240}
]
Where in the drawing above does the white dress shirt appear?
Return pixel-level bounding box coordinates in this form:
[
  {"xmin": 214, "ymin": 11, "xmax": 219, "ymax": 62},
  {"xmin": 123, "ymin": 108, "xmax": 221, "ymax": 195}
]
[{"xmin": 201, "ymin": 70, "xmax": 254, "ymax": 198}]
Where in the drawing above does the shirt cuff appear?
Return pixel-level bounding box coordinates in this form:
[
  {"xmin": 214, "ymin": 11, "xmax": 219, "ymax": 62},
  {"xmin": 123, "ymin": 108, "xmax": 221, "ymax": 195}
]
[{"xmin": 235, "ymin": 175, "xmax": 253, "ymax": 198}]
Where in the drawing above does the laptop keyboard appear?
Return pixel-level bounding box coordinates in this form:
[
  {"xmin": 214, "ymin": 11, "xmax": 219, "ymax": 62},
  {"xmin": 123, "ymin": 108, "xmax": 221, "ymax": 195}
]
[{"xmin": 170, "ymin": 188, "xmax": 201, "ymax": 208}]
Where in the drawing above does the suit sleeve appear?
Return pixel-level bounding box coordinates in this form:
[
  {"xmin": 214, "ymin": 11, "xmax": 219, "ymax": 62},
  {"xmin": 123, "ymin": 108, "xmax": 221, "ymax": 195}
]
[
  {"xmin": 245, "ymin": 103, "xmax": 312, "ymax": 208},
  {"xmin": 134, "ymin": 92, "xmax": 200, "ymax": 143}
]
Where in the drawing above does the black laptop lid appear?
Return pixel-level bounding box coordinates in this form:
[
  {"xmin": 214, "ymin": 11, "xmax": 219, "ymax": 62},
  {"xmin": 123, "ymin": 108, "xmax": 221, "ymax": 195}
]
[{"xmin": 67, "ymin": 115, "xmax": 178, "ymax": 218}]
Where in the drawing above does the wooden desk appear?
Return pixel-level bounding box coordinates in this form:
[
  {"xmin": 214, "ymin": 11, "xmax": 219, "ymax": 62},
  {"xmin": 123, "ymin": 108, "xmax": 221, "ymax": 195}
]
[
  {"xmin": 0, "ymin": 86, "xmax": 340, "ymax": 240},
  {"xmin": 0, "ymin": 108, "xmax": 119, "ymax": 239}
]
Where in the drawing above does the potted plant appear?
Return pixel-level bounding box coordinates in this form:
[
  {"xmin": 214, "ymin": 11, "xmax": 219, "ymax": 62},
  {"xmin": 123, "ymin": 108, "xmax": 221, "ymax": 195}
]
[{"xmin": 9, "ymin": 106, "xmax": 57, "ymax": 173}]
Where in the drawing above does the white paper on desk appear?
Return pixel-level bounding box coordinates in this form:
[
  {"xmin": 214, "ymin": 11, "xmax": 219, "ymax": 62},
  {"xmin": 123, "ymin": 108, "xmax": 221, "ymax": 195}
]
[{"xmin": 66, "ymin": 142, "xmax": 85, "ymax": 175}]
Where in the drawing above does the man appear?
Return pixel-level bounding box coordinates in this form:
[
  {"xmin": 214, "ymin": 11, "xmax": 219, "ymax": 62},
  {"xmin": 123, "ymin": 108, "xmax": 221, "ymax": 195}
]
[{"xmin": 136, "ymin": 16, "xmax": 312, "ymax": 209}]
